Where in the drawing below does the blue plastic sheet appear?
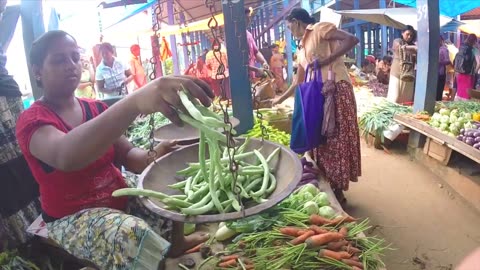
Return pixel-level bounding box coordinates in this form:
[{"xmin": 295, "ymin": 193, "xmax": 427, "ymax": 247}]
[{"xmin": 394, "ymin": 0, "xmax": 480, "ymax": 17}]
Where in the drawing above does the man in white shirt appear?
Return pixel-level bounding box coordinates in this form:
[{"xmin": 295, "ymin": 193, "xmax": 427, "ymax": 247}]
[{"xmin": 95, "ymin": 42, "xmax": 134, "ymax": 98}]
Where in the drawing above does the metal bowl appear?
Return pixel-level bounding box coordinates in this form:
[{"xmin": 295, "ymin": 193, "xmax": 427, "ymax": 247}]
[
  {"xmin": 153, "ymin": 117, "xmax": 240, "ymax": 145},
  {"xmin": 138, "ymin": 138, "xmax": 302, "ymax": 223}
]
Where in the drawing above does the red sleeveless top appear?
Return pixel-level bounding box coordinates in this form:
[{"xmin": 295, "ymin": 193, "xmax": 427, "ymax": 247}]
[{"xmin": 16, "ymin": 98, "xmax": 128, "ymax": 219}]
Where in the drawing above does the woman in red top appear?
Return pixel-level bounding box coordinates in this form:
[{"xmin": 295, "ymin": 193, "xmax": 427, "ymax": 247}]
[{"xmin": 16, "ymin": 30, "xmax": 212, "ymax": 270}]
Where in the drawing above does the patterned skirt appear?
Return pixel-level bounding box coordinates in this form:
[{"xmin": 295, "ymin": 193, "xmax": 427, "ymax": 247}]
[
  {"xmin": 310, "ymin": 80, "xmax": 361, "ymax": 191},
  {"xmin": 0, "ymin": 95, "xmax": 42, "ymax": 249},
  {"xmin": 46, "ymin": 174, "xmax": 173, "ymax": 270}
]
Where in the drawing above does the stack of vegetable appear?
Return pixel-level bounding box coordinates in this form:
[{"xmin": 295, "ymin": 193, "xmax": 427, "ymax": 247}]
[
  {"xmin": 428, "ymin": 108, "xmax": 473, "ymax": 137},
  {"xmin": 0, "ymin": 250, "xmax": 40, "ymax": 270},
  {"xmin": 298, "ymin": 157, "xmax": 321, "ymax": 188},
  {"xmin": 244, "ymin": 119, "xmax": 291, "ymax": 146},
  {"xmin": 366, "ymin": 79, "xmax": 388, "ymax": 97},
  {"xmin": 113, "ymin": 89, "xmax": 280, "ymax": 216},
  {"xmin": 457, "ymin": 122, "xmax": 480, "ymax": 150},
  {"xmin": 359, "ymin": 99, "xmax": 412, "ymax": 142},
  {"xmin": 126, "ymin": 113, "xmax": 170, "ymax": 149},
  {"xmin": 200, "ymin": 184, "xmax": 388, "ymax": 270}
]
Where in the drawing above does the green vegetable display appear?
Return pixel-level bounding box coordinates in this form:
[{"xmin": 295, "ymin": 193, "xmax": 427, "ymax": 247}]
[
  {"xmin": 126, "ymin": 113, "xmax": 170, "ymax": 149},
  {"xmin": 358, "ymin": 99, "xmax": 412, "ymax": 142},
  {"xmin": 428, "ymin": 109, "xmax": 472, "ymax": 137},
  {"xmin": 244, "ymin": 119, "xmax": 291, "ymax": 146}
]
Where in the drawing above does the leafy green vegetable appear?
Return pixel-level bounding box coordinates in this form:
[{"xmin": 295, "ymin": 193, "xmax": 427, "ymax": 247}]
[
  {"xmin": 314, "ymin": 192, "xmax": 330, "ymax": 207},
  {"xmin": 126, "ymin": 113, "xmax": 171, "ymax": 149},
  {"xmin": 318, "ymin": 205, "xmax": 336, "ymax": 219},
  {"xmin": 226, "ymin": 210, "xmax": 280, "ymax": 233},
  {"xmin": 358, "ymin": 99, "xmax": 412, "ymax": 143}
]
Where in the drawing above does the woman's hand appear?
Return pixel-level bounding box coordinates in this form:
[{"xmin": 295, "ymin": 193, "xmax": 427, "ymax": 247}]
[
  {"xmin": 132, "ymin": 75, "xmax": 214, "ymax": 126},
  {"xmin": 154, "ymin": 140, "xmax": 179, "ymax": 158}
]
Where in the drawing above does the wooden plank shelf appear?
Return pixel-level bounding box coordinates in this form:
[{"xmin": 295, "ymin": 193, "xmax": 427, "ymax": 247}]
[{"xmin": 394, "ymin": 114, "xmax": 480, "ymax": 164}]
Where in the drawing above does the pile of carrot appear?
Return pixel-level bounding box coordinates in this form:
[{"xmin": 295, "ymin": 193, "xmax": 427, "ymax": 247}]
[
  {"xmin": 216, "ymin": 254, "xmax": 254, "ymax": 269},
  {"xmin": 278, "ymin": 217, "xmax": 365, "ymax": 270}
]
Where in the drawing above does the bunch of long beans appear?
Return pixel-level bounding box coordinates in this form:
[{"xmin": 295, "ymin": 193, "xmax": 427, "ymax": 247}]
[
  {"xmin": 114, "ymin": 88, "xmax": 279, "ymax": 216},
  {"xmin": 126, "ymin": 113, "xmax": 170, "ymax": 149}
]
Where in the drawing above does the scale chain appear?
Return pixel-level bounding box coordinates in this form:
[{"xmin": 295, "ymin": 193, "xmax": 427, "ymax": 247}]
[{"xmin": 146, "ymin": 0, "xmax": 164, "ymax": 163}]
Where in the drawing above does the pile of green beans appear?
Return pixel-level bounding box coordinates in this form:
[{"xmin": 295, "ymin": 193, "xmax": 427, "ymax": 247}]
[
  {"xmin": 244, "ymin": 119, "xmax": 291, "ymax": 146},
  {"xmin": 113, "ymin": 88, "xmax": 279, "ymax": 216}
]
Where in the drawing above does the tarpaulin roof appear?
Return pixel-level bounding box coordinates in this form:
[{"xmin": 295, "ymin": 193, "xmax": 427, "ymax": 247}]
[
  {"xmin": 335, "ymin": 8, "xmax": 464, "ymax": 32},
  {"xmin": 393, "ymin": 0, "xmax": 480, "ymax": 17}
]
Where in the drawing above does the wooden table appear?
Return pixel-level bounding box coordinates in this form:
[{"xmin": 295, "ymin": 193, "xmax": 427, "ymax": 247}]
[{"xmin": 394, "ymin": 114, "xmax": 480, "ymax": 164}]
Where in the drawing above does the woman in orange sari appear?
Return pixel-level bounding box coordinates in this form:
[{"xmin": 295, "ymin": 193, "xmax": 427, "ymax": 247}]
[{"xmin": 273, "ymin": 8, "xmax": 361, "ymax": 204}]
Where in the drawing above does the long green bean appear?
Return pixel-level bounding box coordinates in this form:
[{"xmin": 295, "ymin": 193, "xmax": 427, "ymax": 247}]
[{"xmin": 250, "ymin": 150, "xmax": 270, "ymax": 198}]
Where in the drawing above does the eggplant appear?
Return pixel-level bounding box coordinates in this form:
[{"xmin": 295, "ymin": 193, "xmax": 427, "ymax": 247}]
[
  {"xmin": 465, "ymin": 137, "xmax": 475, "ymax": 146},
  {"xmin": 301, "ymin": 173, "xmax": 318, "ymax": 181},
  {"xmin": 475, "ymin": 137, "xmax": 480, "ymax": 143},
  {"xmin": 474, "ymin": 132, "xmax": 480, "ymax": 137},
  {"xmin": 474, "ymin": 143, "xmax": 480, "ymax": 149},
  {"xmin": 457, "ymin": 135, "xmax": 465, "ymax": 141},
  {"xmin": 460, "ymin": 128, "xmax": 465, "ymax": 135},
  {"xmin": 303, "ymin": 166, "xmax": 321, "ymax": 175},
  {"xmin": 300, "ymin": 157, "xmax": 314, "ymax": 168}
]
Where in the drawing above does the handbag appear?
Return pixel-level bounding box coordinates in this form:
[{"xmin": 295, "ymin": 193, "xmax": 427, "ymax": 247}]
[
  {"xmin": 290, "ymin": 60, "xmax": 326, "ymax": 154},
  {"xmin": 399, "ymin": 43, "xmax": 415, "ymax": 82}
]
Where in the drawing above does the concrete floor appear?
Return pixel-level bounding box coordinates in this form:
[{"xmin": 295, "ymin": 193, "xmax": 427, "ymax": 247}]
[{"xmin": 344, "ymin": 142, "xmax": 480, "ymax": 270}]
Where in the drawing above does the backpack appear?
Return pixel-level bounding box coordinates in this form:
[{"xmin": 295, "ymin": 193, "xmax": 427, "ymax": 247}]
[{"xmin": 454, "ymin": 45, "xmax": 475, "ymax": 75}]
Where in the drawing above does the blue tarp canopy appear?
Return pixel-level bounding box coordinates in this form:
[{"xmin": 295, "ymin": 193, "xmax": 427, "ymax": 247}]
[{"xmin": 393, "ymin": 0, "xmax": 480, "ymax": 17}]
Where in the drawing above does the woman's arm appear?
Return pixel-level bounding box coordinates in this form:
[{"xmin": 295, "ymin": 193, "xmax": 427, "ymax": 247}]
[
  {"xmin": 29, "ymin": 76, "xmax": 214, "ymax": 172},
  {"xmin": 113, "ymin": 136, "xmax": 177, "ymax": 174},
  {"xmin": 319, "ymin": 29, "xmax": 359, "ymax": 66},
  {"xmin": 124, "ymin": 69, "xmax": 134, "ymax": 85},
  {"xmin": 273, "ymin": 65, "xmax": 305, "ymax": 105},
  {"xmin": 256, "ymin": 51, "xmax": 269, "ymax": 69}
]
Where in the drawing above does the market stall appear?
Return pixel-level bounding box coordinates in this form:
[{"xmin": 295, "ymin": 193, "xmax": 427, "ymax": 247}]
[{"xmin": 394, "ymin": 102, "xmax": 480, "ymax": 165}]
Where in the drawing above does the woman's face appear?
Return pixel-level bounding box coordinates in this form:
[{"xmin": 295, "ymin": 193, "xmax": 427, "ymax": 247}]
[
  {"xmin": 287, "ymin": 19, "xmax": 305, "ymax": 39},
  {"xmin": 402, "ymin": 30, "xmax": 414, "ymax": 43},
  {"xmin": 101, "ymin": 49, "xmax": 114, "ymax": 65},
  {"xmin": 34, "ymin": 35, "xmax": 82, "ymax": 96}
]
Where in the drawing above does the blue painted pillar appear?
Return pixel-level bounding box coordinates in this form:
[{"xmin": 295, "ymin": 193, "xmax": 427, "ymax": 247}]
[
  {"xmin": 259, "ymin": 7, "xmax": 265, "ymax": 45},
  {"xmin": 283, "ymin": 0, "xmax": 293, "ymax": 83},
  {"xmin": 179, "ymin": 12, "xmax": 190, "ymax": 69},
  {"xmin": 190, "ymin": 32, "xmax": 197, "ymax": 61},
  {"xmin": 21, "ymin": 0, "xmax": 45, "ymax": 100},
  {"xmin": 410, "ymin": 0, "xmax": 440, "ymax": 147},
  {"xmin": 273, "ymin": 3, "xmax": 279, "ymax": 42},
  {"xmin": 353, "ymin": 0, "xmax": 362, "ymax": 67},
  {"xmin": 222, "ymin": 0, "xmax": 253, "ymax": 134},
  {"xmin": 167, "ymin": 0, "xmax": 180, "ymax": 75},
  {"xmin": 335, "ymin": 0, "xmax": 340, "ymax": 10},
  {"xmin": 367, "ymin": 23, "xmax": 372, "ymax": 54},
  {"xmin": 379, "ymin": 0, "xmax": 388, "ymax": 56},
  {"xmin": 265, "ymin": 1, "xmax": 271, "ymax": 45}
]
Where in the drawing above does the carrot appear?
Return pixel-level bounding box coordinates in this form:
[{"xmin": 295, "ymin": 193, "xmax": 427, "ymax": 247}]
[
  {"xmin": 218, "ymin": 259, "xmax": 238, "ymax": 268},
  {"xmin": 339, "ymin": 227, "xmax": 348, "ymax": 237},
  {"xmin": 352, "ymin": 267, "xmax": 363, "ymax": 270},
  {"xmin": 342, "ymin": 245, "xmax": 362, "ymax": 254},
  {"xmin": 318, "ymin": 249, "xmax": 352, "ymax": 260},
  {"xmin": 309, "ymin": 225, "xmax": 329, "ymax": 234},
  {"xmin": 297, "ymin": 229, "xmax": 311, "ymax": 236},
  {"xmin": 327, "ymin": 215, "xmax": 358, "ymax": 226},
  {"xmin": 245, "ymin": 265, "xmax": 255, "ymax": 270},
  {"xmin": 184, "ymin": 243, "xmax": 204, "ymax": 254},
  {"xmin": 309, "ymin": 214, "xmax": 334, "ymax": 226},
  {"xmin": 279, "ymin": 227, "xmax": 303, "ymax": 237},
  {"xmin": 326, "ymin": 240, "xmax": 348, "ymax": 251},
  {"xmin": 342, "ymin": 259, "xmax": 364, "ymax": 269},
  {"xmin": 220, "ymin": 255, "xmax": 240, "ymax": 262},
  {"xmin": 243, "ymin": 258, "xmax": 253, "ymax": 265},
  {"xmin": 290, "ymin": 230, "xmax": 315, "ymax": 245},
  {"xmin": 351, "ymin": 255, "xmax": 360, "ymax": 262},
  {"xmin": 305, "ymin": 232, "xmax": 344, "ymax": 248}
]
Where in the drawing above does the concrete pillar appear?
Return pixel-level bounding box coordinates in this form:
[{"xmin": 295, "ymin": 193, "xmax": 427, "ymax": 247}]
[{"xmin": 167, "ymin": 0, "xmax": 180, "ymax": 75}]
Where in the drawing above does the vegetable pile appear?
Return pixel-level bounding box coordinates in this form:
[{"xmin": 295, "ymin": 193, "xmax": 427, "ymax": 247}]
[
  {"xmin": 457, "ymin": 122, "xmax": 480, "ymax": 149},
  {"xmin": 297, "ymin": 157, "xmax": 321, "ymax": 189},
  {"xmin": 359, "ymin": 99, "xmax": 412, "ymax": 142},
  {"xmin": 126, "ymin": 113, "xmax": 170, "ymax": 149},
  {"xmin": 114, "ymin": 89, "xmax": 280, "ymax": 216},
  {"xmin": 0, "ymin": 250, "xmax": 40, "ymax": 270},
  {"xmin": 200, "ymin": 184, "xmax": 388, "ymax": 270},
  {"xmin": 429, "ymin": 108, "xmax": 473, "ymax": 137},
  {"xmin": 366, "ymin": 79, "xmax": 388, "ymax": 97},
  {"xmin": 244, "ymin": 119, "xmax": 291, "ymax": 146}
]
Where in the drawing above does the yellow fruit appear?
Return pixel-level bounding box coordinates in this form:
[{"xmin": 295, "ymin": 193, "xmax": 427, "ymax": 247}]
[{"xmin": 473, "ymin": 113, "xmax": 480, "ymax": 122}]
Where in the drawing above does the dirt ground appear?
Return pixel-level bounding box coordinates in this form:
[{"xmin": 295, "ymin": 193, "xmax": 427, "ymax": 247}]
[{"xmin": 343, "ymin": 142, "xmax": 480, "ymax": 270}]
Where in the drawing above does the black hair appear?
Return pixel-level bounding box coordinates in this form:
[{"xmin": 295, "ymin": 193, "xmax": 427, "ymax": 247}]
[
  {"xmin": 382, "ymin": 56, "xmax": 393, "ymax": 65},
  {"xmin": 286, "ymin": 8, "xmax": 316, "ymax": 25},
  {"xmin": 402, "ymin": 25, "xmax": 415, "ymax": 34},
  {"xmin": 270, "ymin": 44, "xmax": 279, "ymax": 48},
  {"xmin": 30, "ymin": 30, "xmax": 77, "ymax": 67},
  {"xmin": 99, "ymin": 42, "xmax": 114, "ymax": 54}
]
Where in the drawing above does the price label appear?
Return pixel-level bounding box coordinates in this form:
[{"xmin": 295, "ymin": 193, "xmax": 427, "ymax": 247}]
[{"xmin": 417, "ymin": 3, "xmax": 428, "ymax": 22}]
